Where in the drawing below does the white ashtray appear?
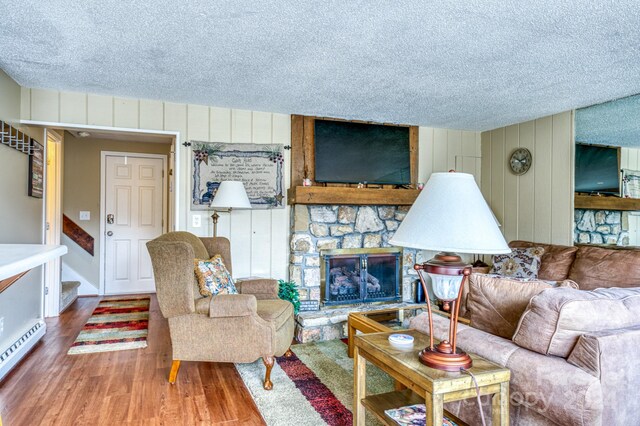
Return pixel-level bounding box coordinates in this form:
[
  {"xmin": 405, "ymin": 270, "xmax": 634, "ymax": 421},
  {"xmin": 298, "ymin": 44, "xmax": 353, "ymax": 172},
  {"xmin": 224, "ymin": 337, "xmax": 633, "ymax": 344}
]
[{"xmin": 388, "ymin": 333, "xmax": 414, "ymax": 347}]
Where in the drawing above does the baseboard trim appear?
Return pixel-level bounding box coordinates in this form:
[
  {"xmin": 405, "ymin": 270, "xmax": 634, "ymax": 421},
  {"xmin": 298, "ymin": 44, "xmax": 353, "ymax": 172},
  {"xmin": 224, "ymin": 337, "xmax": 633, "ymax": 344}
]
[{"xmin": 0, "ymin": 320, "xmax": 46, "ymax": 381}]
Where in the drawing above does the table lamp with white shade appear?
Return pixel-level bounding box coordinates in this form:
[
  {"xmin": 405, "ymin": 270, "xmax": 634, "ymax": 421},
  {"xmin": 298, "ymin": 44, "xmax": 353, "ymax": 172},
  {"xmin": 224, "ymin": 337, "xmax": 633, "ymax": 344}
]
[
  {"xmin": 390, "ymin": 172, "xmax": 510, "ymax": 371},
  {"xmin": 209, "ymin": 181, "xmax": 252, "ymax": 237}
]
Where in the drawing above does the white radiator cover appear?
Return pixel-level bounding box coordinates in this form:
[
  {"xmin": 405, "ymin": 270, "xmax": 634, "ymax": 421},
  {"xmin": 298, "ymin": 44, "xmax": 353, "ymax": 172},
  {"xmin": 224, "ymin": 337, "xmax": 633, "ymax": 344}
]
[{"xmin": 0, "ymin": 320, "xmax": 46, "ymax": 381}]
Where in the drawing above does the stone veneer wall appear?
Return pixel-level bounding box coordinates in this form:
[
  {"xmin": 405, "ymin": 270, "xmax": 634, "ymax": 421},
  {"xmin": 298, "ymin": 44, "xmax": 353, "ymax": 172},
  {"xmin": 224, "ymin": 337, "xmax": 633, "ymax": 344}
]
[
  {"xmin": 574, "ymin": 209, "xmax": 629, "ymax": 245},
  {"xmin": 289, "ymin": 205, "xmax": 420, "ymax": 304}
]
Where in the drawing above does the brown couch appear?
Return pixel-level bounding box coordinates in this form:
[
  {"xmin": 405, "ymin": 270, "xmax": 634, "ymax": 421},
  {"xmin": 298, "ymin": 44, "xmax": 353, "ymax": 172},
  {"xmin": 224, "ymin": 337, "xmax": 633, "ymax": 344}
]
[
  {"xmin": 147, "ymin": 232, "xmax": 295, "ymax": 390},
  {"xmin": 410, "ymin": 241, "xmax": 640, "ymax": 426}
]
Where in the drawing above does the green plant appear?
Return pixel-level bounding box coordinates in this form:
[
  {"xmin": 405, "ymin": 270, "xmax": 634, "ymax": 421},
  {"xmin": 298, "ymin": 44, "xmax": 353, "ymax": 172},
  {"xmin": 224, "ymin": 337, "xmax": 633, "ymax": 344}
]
[{"xmin": 278, "ymin": 280, "xmax": 300, "ymax": 314}]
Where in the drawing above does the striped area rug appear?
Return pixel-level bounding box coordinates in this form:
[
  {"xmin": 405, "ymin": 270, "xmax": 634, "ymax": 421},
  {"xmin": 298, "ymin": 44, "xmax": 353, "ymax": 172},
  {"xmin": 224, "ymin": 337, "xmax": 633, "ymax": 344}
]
[
  {"xmin": 67, "ymin": 297, "xmax": 150, "ymax": 355},
  {"xmin": 236, "ymin": 339, "xmax": 392, "ymax": 426},
  {"xmin": 236, "ymin": 340, "xmax": 460, "ymax": 426}
]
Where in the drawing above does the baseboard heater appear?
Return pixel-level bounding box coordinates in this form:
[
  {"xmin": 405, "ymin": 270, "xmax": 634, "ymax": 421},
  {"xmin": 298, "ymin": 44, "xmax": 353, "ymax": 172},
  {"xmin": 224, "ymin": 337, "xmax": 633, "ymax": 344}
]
[{"xmin": 0, "ymin": 320, "xmax": 46, "ymax": 381}]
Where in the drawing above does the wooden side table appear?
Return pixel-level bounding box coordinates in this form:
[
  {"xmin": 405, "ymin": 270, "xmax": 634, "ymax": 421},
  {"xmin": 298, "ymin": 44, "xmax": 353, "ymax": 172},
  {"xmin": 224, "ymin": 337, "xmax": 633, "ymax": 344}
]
[{"xmin": 353, "ymin": 329, "xmax": 510, "ymax": 426}]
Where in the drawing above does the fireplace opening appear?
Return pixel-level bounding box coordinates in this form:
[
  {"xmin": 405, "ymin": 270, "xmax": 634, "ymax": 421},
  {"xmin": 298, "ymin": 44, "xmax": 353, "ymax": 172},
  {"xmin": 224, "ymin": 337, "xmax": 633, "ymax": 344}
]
[{"xmin": 321, "ymin": 248, "xmax": 402, "ymax": 306}]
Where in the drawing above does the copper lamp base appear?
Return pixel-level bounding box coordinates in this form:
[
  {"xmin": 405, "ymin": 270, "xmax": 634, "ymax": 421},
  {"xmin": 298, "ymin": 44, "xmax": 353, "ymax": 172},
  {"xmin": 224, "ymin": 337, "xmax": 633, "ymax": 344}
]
[{"xmin": 418, "ymin": 341, "xmax": 472, "ymax": 372}]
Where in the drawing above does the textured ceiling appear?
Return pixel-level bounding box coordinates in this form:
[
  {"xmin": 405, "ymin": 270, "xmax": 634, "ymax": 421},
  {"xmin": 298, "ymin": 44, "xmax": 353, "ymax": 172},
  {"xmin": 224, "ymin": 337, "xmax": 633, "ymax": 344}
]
[
  {"xmin": 2, "ymin": 1, "xmax": 640, "ymax": 131},
  {"xmin": 576, "ymin": 94, "xmax": 640, "ymax": 148}
]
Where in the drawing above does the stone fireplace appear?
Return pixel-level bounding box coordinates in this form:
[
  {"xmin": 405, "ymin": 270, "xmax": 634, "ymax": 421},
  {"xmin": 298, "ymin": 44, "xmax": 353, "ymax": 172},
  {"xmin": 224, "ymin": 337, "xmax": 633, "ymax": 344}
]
[{"xmin": 289, "ymin": 205, "xmax": 423, "ymax": 342}]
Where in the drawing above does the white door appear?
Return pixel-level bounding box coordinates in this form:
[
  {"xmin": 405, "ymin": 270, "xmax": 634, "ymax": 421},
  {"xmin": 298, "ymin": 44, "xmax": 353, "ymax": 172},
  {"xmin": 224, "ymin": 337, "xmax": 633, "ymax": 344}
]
[{"xmin": 104, "ymin": 154, "xmax": 165, "ymax": 294}]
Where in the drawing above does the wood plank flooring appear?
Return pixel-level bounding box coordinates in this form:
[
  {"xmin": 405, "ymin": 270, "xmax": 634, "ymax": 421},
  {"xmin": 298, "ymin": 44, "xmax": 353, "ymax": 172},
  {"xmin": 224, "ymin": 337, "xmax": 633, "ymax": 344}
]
[{"xmin": 0, "ymin": 296, "xmax": 266, "ymax": 426}]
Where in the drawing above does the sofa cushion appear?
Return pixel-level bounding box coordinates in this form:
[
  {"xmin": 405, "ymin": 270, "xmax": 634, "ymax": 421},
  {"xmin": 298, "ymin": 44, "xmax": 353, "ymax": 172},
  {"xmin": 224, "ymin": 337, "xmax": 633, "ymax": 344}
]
[
  {"xmin": 513, "ymin": 287, "xmax": 640, "ymax": 357},
  {"xmin": 490, "ymin": 247, "xmax": 544, "ymax": 278},
  {"xmin": 509, "ymin": 240, "xmax": 579, "ymax": 281},
  {"xmin": 467, "ymin": 274, "xmax": 577, "ymax": 339},
  {"xmin": 568, "ymin": 245, "xmax": 640, "ymax": 290},
  {"xmin": 257, "ymin": 299, "xmax": 293, "ymax": 330}
]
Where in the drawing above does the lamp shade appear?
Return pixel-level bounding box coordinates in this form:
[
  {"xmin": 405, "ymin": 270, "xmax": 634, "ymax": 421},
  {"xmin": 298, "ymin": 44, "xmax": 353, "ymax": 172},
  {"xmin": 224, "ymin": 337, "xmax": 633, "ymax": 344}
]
[
  {"xmin": 389, "ymin": 172, "xmax": 509, "ymax": 254},
  {"xmin": 210, "ymin": 181, "xmax": 252, "ymax": 209}
]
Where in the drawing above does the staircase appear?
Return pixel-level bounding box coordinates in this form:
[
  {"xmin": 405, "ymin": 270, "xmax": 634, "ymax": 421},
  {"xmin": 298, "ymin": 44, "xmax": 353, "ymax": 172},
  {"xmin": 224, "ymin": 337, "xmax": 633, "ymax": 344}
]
[{"xmin": 60, "ymin": 281, "xmax": 80, "ymax": 313}]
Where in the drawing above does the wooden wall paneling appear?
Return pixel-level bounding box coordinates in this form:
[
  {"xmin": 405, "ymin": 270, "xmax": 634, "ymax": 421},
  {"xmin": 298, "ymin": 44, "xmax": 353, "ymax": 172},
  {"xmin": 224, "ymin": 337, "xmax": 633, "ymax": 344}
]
[
  {"xmin": 139, "ymin": 100, "xmax": 164, "ymax": 130},
  {"xmin": 87, "ymin": 94, "xmax": 113, "ymax": 127},
  {"xmin": 20, "ymin": 87, "xmax": 31, "ymax": 120},
  {"xmin": 418, "ymin": 127, "xmax": 434, "ymax": 183},
  {"xmin": 250, "ymin": 111, "xmax": 274, "ymax": 277},
  {"xmin": 271, "ymin": 113, "xmax": 291, "ymax": 280},
  {"xmin": 59, "ymin": 92, "xmax": 87, "ymax": 124},
  {"xmin": 185, "ymin": 104, "xmax": 211, "ymax": 237},
  {"xmin": 113, "ymin": 97, "xmax": 139, "ymax": 129},
  {"xmin": 302, "ymin": 116, "xmax": 315, "ymax": 181},
  {"xmin": 229, "ymin": 110, "xmax": 253, "ymax": 278},
  {"xmin": 208, "ymin": 107, "xmax": 232, "ymax": 238},
  {"xmin": 432, "ymin": 128, "xmax": 448, "ymax": 173},
  {"xmin": 446, "ymin": 130, "xmax": 462, "ymax": 171},
  {"xmin": 164, "ymin": 102, "xmax": 188, "ymax": 232},
  {"xmin": 490, "ymin": 128, "xmax": 505, "ymax": 227},
  {"xmin": 210, "ymin": 107, "xmax": 231, "ymax": 143},
  {"xmin": 503, "ymin": 124, "xmax": 519, "ymax": 242},
  {"xmin": 480, "ymin": 131, "xmax": 492, "ymax": 202},
  {"xmin": 409, "ymin": 126, "xmax": 419, "ymax": 185},
  {"xmin": 187, "ymin": 105, "xmax": 210, "ymax": 142},
  {"xmin": 232, "ymin": 109, "xmax": 252, "ymax": 143},
  {"xmin": 290, "ymin": 115, "xmax": 305, "ymax": 186},
  {"xmin": 517, "ymin": 120, "xmax": 536, "ymax": 242},
  {"xmin": 533, "ymin": 116, "xmax": 553, "ymax": 243},
  {"xmin": 551, "ymin": 112, "xmax": 573, "ymax": 245},
  {"xmin": 30, "ymin": 89, "xmax": 59, "ymax": 122}
]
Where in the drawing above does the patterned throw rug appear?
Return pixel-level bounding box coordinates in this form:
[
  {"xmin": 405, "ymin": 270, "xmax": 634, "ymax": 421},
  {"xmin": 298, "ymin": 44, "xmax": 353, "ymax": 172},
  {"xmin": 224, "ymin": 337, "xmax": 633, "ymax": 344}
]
[
  {"xmin": 67, "ymin": 297, "xmax": 150, "ymax": 355},
  {"xmin": 236, "ymin": 339, "xmax": 459, "ymax": 426}
]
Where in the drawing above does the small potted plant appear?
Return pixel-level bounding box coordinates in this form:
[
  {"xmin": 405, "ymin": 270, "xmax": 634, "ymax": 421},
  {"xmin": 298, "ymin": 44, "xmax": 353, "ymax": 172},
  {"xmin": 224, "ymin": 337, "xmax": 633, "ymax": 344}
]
[{"xmin": 278, "ymin": 280, "xmax": 300, "ymax": 315}]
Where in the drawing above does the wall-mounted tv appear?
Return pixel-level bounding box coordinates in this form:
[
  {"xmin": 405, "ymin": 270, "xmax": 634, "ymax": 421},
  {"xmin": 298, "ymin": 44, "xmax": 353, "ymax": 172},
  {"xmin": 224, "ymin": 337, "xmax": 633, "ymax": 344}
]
[
  {"xmin": 575, "ymin": 143, "xmax": 621, "ymax": 196},
  {"xmin": 314, "ymin": 120, "xmax": 411, "ymax": 185}
]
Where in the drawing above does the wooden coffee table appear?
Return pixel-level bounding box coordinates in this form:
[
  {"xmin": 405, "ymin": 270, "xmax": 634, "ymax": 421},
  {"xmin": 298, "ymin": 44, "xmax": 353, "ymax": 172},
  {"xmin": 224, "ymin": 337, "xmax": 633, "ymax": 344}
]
[
  {"xmin": 353, "ymin": 329, "xmax": 510, "ymax": 426},
  {"xmin": 347, "ymin": 306, "xmax": 469, "ymax": 358}
]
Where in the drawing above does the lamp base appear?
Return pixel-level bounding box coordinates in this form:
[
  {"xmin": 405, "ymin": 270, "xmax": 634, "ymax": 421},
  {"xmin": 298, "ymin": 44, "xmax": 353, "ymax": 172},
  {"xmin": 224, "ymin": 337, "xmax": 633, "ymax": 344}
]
[{"xmin": 418, "ymin": 346, "xmax": 472, "ymax": 372}]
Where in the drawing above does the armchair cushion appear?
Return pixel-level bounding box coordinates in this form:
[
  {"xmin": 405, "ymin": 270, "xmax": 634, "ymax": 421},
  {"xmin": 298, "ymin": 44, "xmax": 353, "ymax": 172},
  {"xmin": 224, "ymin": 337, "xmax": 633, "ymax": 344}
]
[
  {"xmin": 194, "ymin": 255, "xmax": 237, "ymax": 297},
  {"xmin": 257, "ymin": 299, "xmax": 294, "ymax": 330}
]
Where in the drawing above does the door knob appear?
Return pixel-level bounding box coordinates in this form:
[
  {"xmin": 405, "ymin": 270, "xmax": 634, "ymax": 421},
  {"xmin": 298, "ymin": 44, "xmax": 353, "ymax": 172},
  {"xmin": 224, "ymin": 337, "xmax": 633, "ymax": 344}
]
[{"xmin": 107, "ymin": 231, "xmax": 113, "ymax": 236}]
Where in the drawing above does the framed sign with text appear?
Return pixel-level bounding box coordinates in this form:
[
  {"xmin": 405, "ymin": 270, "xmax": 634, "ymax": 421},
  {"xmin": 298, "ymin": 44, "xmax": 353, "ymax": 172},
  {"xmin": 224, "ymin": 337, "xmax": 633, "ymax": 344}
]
[{"xmin": 191, "ymin": 142, "xmax": 284, "ymax": 210}]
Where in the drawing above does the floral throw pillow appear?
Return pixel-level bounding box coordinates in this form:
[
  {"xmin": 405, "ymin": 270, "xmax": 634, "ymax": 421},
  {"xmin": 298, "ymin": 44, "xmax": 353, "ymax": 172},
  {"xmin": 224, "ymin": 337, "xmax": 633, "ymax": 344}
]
[
  {"xmin": 490, "ymin": 247, "xmax": 545, "ymax": 279},
  {"xmin": 194, "ymin": 255, "xmax": 238, "ymax": 297}
]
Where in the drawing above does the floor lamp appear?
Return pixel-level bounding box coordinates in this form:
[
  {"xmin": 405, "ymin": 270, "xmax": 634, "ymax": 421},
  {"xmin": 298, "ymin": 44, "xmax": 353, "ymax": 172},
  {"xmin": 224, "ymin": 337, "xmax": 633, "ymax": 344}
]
[
  {"xmin": 390, "ymin": 172, "xmax": 510, "ymax": 371},
  {"xmin": 210, "ymin": 181, "xmax": 252, "ymax": 237}
]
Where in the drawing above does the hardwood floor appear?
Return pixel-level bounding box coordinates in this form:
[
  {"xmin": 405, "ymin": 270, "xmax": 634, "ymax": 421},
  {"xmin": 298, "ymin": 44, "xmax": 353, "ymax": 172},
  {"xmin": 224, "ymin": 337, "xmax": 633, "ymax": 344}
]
[{"xmin": 0, "ymin": 295, "xmax": 265, "ymax": 426}]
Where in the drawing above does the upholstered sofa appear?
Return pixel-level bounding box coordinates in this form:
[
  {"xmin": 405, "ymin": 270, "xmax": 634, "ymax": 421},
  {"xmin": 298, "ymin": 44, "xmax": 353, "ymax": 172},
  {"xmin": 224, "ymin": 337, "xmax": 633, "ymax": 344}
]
[{"xmin": 410, "ymin": 241, "xmax": 640, "ymax": 426}]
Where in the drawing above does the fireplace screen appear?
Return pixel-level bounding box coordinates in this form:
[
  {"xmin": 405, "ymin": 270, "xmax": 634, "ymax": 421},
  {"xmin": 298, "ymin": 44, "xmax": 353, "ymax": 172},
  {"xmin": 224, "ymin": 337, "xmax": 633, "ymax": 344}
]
[{"xmin": 322, "ymin": 248, "xmax": 401, "ymax": 306}]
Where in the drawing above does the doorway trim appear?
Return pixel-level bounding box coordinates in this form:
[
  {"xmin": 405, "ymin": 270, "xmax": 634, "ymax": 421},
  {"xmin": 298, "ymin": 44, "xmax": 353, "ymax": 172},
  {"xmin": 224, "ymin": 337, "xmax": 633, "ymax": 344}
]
[
  {"xmin": 19, "ymin": 120, "xmax": 181, "ymax": 231},
  {"xmin": 100, "ymin": 151, "xmax": 168, "ymax": 295},
  {"xmin": 44, "ymin": 129, "xmax": 63, "ymax": 316}
]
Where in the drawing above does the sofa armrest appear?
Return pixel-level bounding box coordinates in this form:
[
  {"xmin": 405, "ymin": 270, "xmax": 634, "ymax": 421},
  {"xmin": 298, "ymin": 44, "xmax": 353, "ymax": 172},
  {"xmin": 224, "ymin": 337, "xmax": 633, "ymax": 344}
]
[
  {"xmin": 236, "ymin": 278, "xmax": 279, "ymax": 300},
  {"xmin": 567, "ymin": 325, "xmax": 640, "ymax": 423},
  {"xmin": 209, "ymin": 294, "xmax": 258, "ymax": 318}
]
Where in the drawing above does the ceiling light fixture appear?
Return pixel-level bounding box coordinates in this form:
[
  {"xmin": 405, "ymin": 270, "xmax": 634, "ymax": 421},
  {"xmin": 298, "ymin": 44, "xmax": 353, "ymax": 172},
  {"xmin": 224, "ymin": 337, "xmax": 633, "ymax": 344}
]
[{"xmin": 78, "ymin": 131, "xmax": 91, "ymax": 138}]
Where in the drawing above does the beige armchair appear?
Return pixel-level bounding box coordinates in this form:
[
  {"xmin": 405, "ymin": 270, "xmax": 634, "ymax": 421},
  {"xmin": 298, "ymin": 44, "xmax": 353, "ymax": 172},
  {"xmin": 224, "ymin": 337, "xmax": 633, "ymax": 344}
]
[{"xmin": 147, "ymin": 231, "xmax": 294, "ymax": 390}]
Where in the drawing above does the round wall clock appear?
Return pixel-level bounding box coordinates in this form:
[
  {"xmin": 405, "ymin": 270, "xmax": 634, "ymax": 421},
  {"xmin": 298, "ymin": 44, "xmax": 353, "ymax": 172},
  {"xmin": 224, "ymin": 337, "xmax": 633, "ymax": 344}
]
[{"xmin": 509, "ymin": 148, "xmax": 532, "ymax": 175}]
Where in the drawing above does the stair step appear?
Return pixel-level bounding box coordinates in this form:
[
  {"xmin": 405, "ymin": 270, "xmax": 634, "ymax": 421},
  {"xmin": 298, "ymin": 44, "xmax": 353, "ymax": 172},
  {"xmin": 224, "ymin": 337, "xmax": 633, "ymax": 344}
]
[{"xmin": 60, "ymin": 281, "xmax": 80, "ymax": 313}]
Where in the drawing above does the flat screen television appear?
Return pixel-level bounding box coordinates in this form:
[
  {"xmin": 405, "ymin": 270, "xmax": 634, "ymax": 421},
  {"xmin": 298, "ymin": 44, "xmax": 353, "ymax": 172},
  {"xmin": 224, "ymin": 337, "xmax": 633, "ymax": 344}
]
[
  {"xmin": 314, "ymin": 120, "xmax": 411, "ymax": 185},
  {"xmin": 575, "ymin": 143, "xmax": 621, "ymax": 195}
]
